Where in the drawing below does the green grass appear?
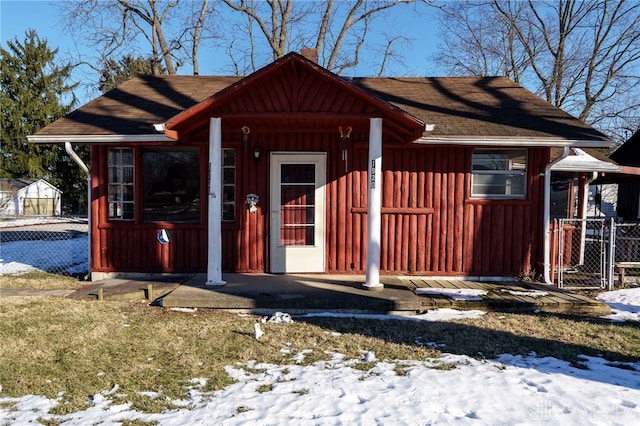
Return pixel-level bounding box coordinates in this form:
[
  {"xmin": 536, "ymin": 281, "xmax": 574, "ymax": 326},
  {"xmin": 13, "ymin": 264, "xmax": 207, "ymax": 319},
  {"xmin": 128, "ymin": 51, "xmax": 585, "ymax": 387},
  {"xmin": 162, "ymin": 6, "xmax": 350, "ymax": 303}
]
[
  {"xmin": 0, "ymin": 271, "xmax": 85, "ymax": 290},
  {"xmin": 0, "ymin": 292, "xmax": 639, "ymax": 415}
]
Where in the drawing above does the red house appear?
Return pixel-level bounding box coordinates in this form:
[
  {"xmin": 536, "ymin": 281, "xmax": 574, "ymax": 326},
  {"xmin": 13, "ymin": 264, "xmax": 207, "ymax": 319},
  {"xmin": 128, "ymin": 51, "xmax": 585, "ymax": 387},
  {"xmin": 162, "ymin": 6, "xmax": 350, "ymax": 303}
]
[{"xmin": 29, "ymin": 52, "xmax": 617, "ymax": 287}]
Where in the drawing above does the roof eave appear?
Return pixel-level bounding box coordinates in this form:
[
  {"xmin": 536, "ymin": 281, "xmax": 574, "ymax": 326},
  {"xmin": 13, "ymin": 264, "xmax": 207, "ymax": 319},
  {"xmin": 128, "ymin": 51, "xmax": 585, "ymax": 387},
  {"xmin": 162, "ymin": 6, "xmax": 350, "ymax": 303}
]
[
  {"xmin": 414, "ymin": 136, "xmax": 614, "ymax": 148},
  {"xmin": 28, "ymin": 134, "xmax": 175, "ymax": 144},
  {"xmin": 551, "ymin": 162, "xmax": 621, "ymax": 173}
]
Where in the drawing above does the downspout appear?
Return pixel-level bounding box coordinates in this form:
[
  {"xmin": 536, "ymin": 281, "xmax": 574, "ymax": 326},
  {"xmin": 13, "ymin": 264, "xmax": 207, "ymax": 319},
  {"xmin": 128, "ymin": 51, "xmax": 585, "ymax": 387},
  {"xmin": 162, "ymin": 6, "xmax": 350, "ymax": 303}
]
[
  {"xmin": 64, "ymin": 142, "xmax": 91, "ymax": 280},
  {"xmin": 543, "ymin": 147, "xmax": 570, "ymax": 284}
]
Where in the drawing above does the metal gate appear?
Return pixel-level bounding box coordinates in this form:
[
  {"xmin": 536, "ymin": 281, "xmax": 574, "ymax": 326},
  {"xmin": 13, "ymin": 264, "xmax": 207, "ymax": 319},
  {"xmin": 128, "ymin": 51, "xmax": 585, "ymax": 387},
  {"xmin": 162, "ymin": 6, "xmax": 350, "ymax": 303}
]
[
  {"xmin": 556, "ymin": 219, "xmax": 608, "ymax": 289},
  {"xmin": 555, "ymin": 219, "xmax": 640, "ymax": 289}
]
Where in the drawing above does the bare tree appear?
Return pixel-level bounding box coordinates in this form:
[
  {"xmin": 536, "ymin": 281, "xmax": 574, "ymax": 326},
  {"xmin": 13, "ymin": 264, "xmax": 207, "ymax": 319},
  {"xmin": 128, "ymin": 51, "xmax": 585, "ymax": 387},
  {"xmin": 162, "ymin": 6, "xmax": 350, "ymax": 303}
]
[
  {"xmin": 434, "ymin": 1, "xmax": 533, "ymax": 81},
  {"xmin": 376, "ymin": 34, "xmax": 410, "ymax": 77},
  {"xmin": 219, "ymin": 0, "xmax": 429, "ymax": 75},
  {"xmin": 0, "ymin": 181, "xmax": 16, "ymax": 215},
  {"xmin": 434, "ymin": 0, "xmax": 640, "ymax": 140},
  {"xmin": 59, "ymin": 0, "xmax": 216, "ymax": 76},
  {"xmin": 58, "ymin": 0, "xmax": 434, "ymax": 83},
  {"xmin": 191, "ymin": 0, "xmax": 209, "ymax": 75}
]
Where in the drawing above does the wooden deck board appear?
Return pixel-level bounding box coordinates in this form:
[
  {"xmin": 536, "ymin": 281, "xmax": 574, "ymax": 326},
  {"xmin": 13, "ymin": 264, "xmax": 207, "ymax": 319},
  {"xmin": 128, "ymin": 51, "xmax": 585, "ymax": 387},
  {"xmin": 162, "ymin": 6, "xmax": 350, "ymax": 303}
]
[
  {"xmin": 460, "ymin": 281, "xmax": 488, "ymax": 290},
  {"xmin": 407, "ymin": 279, "xmax": 609, "ymax": 315},
  {"xmin": 488, "ymin": 291, "xmax": 543, "ymax": 306},
  {"xmin": 426, "ymin": 280, "xmax": 448, "ymax": 288},
  {"xmin": 438, "ymin": 280, "xmax": 465, "ymax": 289},
  {"xmin": 550, "ymin": 291, "xmax": 602, "ymax": 305}
]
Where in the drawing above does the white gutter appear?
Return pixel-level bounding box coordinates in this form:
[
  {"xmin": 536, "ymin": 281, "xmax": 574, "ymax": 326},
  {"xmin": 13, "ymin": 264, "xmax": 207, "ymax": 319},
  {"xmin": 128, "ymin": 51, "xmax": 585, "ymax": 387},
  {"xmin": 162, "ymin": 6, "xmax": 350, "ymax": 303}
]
[
  {"xmin": 28, "ymin": 134, "xmax": 174, "ymax": 144},
  {"xmin": 543, "ymin": 147, "xmax": 570, "ymax": 284},
  {"xmin": 415, "ymin": 136, "xmax": 614, "ymax": 148},
  {"xmin": 64, "ymin": 142, "xmax": 91, "ymax": 281}
]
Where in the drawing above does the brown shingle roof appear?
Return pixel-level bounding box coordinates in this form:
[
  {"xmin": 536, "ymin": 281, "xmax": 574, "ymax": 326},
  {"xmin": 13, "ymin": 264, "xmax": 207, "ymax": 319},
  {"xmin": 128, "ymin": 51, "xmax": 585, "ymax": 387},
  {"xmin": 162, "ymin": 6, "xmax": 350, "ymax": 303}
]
[
  {"xmin": 33, "ymin": 71, "xmax": 609, "ymax": 142},
  {"xmin": 349, "ymin": 76, "xmax": 608, "ymax": 141},
  {"xmin": 34, "ymin": 75, "xmax": 239, "ymax": 137}
]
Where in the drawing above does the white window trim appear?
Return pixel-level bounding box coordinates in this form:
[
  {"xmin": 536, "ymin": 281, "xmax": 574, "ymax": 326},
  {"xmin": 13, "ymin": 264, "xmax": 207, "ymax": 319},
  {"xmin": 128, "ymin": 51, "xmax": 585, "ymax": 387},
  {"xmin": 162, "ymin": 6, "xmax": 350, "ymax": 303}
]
[
  {"xmin": 471, "ymin": 149, "xmax": 527, "ymax": 199},
  {"xmin": 222, "ymin": 148, "xmax": 236, "ymax": 221},
  {"xmin": 107, "ymin": 148, "xmax": 135, "ymax": 220}
]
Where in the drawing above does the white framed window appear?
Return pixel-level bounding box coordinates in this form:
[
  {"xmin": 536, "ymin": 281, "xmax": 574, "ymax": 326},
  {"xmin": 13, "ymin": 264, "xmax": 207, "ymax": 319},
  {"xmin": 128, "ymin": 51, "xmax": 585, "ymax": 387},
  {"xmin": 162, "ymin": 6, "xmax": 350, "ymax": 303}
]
[
  {"xmin": 108, "ymin": 148, "xmax": 134, "ymax": 219},
  {"xmin": 471, "ymin": 149, "xmax": 527, "ymax": 198},
  {"xmin": 222, "ymin": 148, "xmax": 236, "ymax": 221}
]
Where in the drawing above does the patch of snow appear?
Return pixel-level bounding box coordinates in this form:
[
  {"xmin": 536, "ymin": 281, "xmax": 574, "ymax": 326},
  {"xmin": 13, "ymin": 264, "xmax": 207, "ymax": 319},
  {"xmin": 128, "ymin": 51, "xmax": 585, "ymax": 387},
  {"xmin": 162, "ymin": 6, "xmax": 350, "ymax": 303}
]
[
  {"xmin": 0, "ymin": 261, "xmax": 35, "ymax": 275},
  {"xmin": 413, "ymin": 308, "xmax": 486, "ymax": 321},
  {"xmin": 2, "ymin": 352, "xmax": 639, "ymax": 425},
  {"xmin": 414, "ymin": 287, "xmax": 487, "ymax": 301},
  {"xmin": 501, "ymin": 289, "xmax": 549, "ymax": 297},
  {"xmin": 290, "ymin": 349, "xmax": 313, "ymax": 364},
  {"xmin": 597, "ymin": 288, "xmax": 640, "ymax": 322},
  {"xmin": 264, "ymin": 311, "xmax": 293, "ymax": 323},
  {"xmin": 0, "ymin": 217, "xmax": 85, "ymax": 228},
  {"xmin": 253, "ymin": 322, "xmax": 264, "ymax": 340},
  {"xmin": 361, "ymin": 350, "xmax": 377, "ymax": 363},
  {"xmin": 298, "ymin": 309, "xmax": 486, "ymax": 322},
  {"xmin": 0, "ymin": 236, "xmax": 88, "ymax": 275},
  {"xmin": 136, "ymin": 391, "xmax": 161, "ymax": 399},
  {"xmin": 169, "ymin": 308, "xmax": 198, "ymax": 314}
]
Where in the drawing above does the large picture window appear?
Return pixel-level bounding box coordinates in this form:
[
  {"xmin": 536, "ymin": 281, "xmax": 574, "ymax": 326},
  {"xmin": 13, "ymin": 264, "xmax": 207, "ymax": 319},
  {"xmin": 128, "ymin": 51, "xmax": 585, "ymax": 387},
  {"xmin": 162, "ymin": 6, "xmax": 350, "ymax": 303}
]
[
  {"xmin": 143, "ymin": 148, "xmax": 200, "ymax": 222},
  {"xmin": 108, "ymin": 148, "xmax": 134, "ymax": 220},
  {"xmin": 471, "ymin": 149, "xmax": 527, "ymax": 198}
]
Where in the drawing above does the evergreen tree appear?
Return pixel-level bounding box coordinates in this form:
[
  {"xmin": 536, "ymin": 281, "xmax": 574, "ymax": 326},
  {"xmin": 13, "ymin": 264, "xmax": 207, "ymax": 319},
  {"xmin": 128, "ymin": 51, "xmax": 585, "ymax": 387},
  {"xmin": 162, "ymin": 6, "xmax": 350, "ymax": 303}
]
[{"xmin": 1, "ymin": 30, "xmax": 88, "ymax": 214}]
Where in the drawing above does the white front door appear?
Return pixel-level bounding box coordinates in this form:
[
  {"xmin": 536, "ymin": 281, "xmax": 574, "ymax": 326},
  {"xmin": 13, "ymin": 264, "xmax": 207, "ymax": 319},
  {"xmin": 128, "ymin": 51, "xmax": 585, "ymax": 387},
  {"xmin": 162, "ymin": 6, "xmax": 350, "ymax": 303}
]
[{"xmin": 270, "ymin": 152, "xmax": 326, "ymax": 273}]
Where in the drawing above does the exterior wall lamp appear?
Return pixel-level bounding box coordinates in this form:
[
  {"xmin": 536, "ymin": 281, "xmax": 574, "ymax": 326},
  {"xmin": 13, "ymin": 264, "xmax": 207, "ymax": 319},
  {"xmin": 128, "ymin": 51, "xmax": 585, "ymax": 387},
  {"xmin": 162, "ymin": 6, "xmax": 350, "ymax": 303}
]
[{"xmin": 253, "ymin": 145, "xmax": 261, "ymax": 161}]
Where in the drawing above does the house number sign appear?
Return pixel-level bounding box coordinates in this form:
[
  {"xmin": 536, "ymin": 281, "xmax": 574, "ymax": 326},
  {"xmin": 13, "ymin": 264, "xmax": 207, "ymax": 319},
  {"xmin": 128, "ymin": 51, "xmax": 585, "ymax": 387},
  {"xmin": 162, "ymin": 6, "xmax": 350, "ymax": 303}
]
[{"xmin": 370, "ymin": 160, "xmax": 376, "ymax": 189}]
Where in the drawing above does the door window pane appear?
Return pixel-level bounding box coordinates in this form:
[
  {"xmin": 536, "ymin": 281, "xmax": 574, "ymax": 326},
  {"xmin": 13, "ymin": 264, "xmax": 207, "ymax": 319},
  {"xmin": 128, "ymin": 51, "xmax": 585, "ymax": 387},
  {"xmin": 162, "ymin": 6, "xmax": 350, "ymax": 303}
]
[
  {"xmin": 282, "ymin": 164, "xmax": 315, "ymax": 183},
  {"xmin": 280, "ymin": 164, "xmax": 315, "ymax": 246}
]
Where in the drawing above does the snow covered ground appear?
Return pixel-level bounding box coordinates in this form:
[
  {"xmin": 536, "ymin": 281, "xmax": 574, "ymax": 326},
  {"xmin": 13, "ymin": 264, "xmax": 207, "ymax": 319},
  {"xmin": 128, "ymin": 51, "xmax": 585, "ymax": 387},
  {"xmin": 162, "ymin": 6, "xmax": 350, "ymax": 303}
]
[
  {"xmin": 0, "ymin": 235, "xmax": 88, "ymax": 276},
  {"xmin": 1, "ymin": 291, "xmax": 639, "ymax": 425},
  {"xmin": 0, "ymin": 217, "xmax": 88, "ymax": 275}
]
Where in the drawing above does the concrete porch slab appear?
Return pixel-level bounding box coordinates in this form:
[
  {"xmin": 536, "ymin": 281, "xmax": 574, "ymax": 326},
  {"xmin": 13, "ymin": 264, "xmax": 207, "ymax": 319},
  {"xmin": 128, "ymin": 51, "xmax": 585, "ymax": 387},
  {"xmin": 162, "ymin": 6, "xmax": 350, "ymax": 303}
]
[
  {"xmin": 159, "ymin": 274, "xmax": 611, "ymax": 316},
  {"xmin": 160, "ymin": 273, "xmax": 422, "ymax": 315}
]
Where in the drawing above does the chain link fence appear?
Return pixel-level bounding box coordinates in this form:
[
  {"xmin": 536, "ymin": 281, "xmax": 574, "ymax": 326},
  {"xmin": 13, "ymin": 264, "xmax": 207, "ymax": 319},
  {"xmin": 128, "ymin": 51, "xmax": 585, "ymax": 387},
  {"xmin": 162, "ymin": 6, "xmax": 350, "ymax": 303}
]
[
  {"xmin": 0, "ymin": 216, "xmax": 89, "ymax": 278},
  {"xmin": 612, "ymin": 222, "xmax": 640, "ymax": 287},
  {"xmin": 4, "ymin": 215, "xmax": 639, "ymax": 287},
  {"xmin": 555, "ymin": 219, "xmax": 640, "ymax": 289}
]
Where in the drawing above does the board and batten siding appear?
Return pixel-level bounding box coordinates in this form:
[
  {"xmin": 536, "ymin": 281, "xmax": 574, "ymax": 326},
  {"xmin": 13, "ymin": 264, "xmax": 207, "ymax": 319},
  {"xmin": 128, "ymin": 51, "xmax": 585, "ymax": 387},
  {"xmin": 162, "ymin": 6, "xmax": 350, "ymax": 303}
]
[
  {"xmin": 347, "ymin": 144, "xmax": 546, "ymax": 276},
  {"xmin": 90, "ymin": 141, "xmax": 548, "ymax": 277}
]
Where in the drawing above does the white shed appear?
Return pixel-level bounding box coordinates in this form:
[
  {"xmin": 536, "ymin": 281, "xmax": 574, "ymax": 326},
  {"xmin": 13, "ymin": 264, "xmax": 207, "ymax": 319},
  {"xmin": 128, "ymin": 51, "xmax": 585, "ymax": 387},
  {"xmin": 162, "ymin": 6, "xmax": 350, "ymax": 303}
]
[{"xmin": 0, "ymin": 178, "xmax": 62, "ymax": 216}]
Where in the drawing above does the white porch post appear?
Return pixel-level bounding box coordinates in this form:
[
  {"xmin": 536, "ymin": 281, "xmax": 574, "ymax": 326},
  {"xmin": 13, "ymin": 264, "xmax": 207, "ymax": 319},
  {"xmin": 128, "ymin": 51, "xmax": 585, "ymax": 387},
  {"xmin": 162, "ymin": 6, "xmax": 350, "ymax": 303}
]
[
  {"xmin": 206, "ymin": 117, "xmax": 226, "ymax": 286},
  {"xmin": 364, "ymin": 118, "xmax": 383, "ymax": 290}
]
